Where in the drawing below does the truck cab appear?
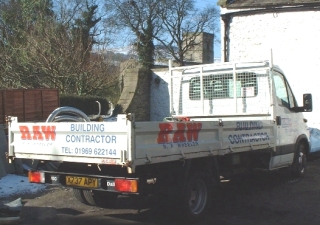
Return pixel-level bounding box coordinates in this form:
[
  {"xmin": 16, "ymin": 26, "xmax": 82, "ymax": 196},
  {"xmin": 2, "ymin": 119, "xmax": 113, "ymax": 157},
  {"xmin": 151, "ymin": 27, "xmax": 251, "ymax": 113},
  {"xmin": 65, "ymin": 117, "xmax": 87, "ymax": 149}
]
[
  {"xmin": 270, "ymin": 67, "xmax": 311, "ymax": 171},
  {"xmin": 167, "ymin": 61, "xmax": 312, "ymax": 175}
]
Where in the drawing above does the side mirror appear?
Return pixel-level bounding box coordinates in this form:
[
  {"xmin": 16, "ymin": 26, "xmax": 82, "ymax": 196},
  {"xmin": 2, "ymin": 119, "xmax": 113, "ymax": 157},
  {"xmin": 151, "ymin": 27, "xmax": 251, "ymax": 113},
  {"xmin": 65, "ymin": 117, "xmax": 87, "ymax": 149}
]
[
  {"xmin": 303, "ymin": 93, "xmax": 312, "ymax": 112},
  {"xmin": 291, "ymin": 93, "xmax": 312, "ymax": 112}
]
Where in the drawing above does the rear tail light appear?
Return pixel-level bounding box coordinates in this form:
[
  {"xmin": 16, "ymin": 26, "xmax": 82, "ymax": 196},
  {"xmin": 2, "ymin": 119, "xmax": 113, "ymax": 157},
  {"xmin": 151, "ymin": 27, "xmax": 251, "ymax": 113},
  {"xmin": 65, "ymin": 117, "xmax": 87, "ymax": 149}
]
[
  {"xmin": 115, "ymin": 179, "xmax": 138, "ymax": 193},
  {"xmin": 28, "ymin": 171, "xmax": 45, "ymax": 183}
]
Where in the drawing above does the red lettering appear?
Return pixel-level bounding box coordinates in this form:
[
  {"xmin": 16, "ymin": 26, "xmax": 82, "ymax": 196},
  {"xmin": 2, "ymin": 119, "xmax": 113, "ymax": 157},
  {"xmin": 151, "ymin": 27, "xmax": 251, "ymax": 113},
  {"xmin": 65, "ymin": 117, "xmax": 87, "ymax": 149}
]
[
  {"xmin": 32, "ymin": 126, "xmax": 44, "ymax": 140},
  {"xmin": 186, "ymin": 123, "xmax": 202, "ymax": 142},
  {"xmin": 157, "ymin": 123, "xmax": 173, "ymax": 144},
  {"xmin": 19, "ymin": 125, "xmax": 56, "ymax": 141},
  {"xmin": 41, "ymin": 126, "xmax": 56, "ymax": 141},
  {"xmin": 158, "ymin": 122, "xmax": 202, "ymax": 145},
  {"xmin": 19, "ymin": 126, "xmax": 31, "ymax": 140},
  {"xmin": 172, "ymin": 123, "xmax": 186, "ymax": 143}
]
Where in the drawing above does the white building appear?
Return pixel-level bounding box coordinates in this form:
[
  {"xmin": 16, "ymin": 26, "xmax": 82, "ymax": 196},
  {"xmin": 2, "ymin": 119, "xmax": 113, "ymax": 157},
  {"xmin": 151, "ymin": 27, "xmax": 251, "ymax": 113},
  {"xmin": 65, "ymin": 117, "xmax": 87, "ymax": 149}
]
[{"xmin": 218, "ymin": 0, "xmax": 320, "ymax": 128}]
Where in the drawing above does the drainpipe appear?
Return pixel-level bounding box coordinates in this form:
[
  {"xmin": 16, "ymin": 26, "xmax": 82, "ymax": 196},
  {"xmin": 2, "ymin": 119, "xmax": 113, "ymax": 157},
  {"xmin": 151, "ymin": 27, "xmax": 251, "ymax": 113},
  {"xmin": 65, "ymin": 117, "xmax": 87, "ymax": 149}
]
[{"xmin": 221, "ymin": 14, "xmax": 230, "ymax": 62}]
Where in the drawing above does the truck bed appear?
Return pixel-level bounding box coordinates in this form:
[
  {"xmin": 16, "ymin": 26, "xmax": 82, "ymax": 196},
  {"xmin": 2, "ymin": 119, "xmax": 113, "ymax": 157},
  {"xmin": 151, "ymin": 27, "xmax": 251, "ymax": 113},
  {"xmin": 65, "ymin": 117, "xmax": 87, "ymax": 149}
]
[{"xmin": 8, "ymin": 114, "xmax": 276, "ymax": 171}]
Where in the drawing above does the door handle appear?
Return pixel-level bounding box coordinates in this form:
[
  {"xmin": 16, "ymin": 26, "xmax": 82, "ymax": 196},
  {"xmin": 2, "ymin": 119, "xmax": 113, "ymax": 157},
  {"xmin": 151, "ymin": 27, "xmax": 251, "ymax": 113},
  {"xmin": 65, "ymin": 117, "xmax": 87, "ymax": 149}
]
[{"xmin": 276, "ymin": 116, "xmax": 281, "ymax": 125}]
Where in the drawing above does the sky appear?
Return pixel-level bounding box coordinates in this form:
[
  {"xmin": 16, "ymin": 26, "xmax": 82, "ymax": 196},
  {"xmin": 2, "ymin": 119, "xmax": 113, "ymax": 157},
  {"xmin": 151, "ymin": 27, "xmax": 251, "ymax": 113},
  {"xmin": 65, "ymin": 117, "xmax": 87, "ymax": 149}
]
[
  {"xmin": 197, "ymin": 0, "xmax": 221, "ymax": 59},
  {"xmin": 105, "ymin": 0, "xmax": 222, "ymax": 60}
]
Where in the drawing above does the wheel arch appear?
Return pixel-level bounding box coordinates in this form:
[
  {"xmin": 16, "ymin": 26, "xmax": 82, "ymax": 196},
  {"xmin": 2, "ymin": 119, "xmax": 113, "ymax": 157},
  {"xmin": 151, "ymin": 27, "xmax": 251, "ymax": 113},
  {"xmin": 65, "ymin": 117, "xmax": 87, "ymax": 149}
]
[
  {"xmin": 183, "ymin": 157, "xmax": 220, "ymax": 189},
  {"xmin": 295, "ymin": 134, "xmax": 310, "ymax": 156}
]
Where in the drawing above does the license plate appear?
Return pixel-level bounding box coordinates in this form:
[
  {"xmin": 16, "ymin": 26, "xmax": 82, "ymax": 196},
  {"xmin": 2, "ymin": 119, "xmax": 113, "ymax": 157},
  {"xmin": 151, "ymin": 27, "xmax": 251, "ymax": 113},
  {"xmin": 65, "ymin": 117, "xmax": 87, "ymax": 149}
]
[{"xmin": 66, "ymin": 176, "xmax": 98, "ymax": 188}]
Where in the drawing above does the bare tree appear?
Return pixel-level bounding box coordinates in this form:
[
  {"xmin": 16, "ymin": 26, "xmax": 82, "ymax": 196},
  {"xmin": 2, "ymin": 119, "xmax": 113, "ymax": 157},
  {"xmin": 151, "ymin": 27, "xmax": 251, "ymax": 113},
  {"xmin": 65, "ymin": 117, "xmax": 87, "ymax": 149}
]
[
  {"xmin": 103, "ymin": 0, "xmax": 219, "ymax": 67},
  {"xmin": 104, "ymin": 0, "xmax": 162, "ymax": 69},
  {"xmin": 0, "ymin": 0, "xmax": 54, "ymax": 88},
  {"xmin": 156, "ymin": 0, "xmax": 220, "ymax": 66},
  {"xmin": 0, "ymin": 0, "xmax": 119, "ymax": 98},
  {"xmin": 22, "ymin": 19, "xmax": 118, "ymax": 96}
]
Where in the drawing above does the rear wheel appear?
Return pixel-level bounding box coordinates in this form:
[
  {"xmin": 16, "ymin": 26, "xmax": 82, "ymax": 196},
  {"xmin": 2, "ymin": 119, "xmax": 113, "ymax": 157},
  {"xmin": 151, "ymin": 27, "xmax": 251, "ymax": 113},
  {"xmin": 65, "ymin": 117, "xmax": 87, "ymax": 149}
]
[
  {"xmin": 72, "ymin": 188, "xmax": 88, "ymax": 204},
  {"xmin": 83, "ymin": 190, "xmax": 118, "ymax": 208},
  {"xmin": 180, "ymin": 172, "xmax": 212, "ymax": 221},
  {"xmin": 291, "ymin": 141, "xmax": 307, "ymax": 177}
]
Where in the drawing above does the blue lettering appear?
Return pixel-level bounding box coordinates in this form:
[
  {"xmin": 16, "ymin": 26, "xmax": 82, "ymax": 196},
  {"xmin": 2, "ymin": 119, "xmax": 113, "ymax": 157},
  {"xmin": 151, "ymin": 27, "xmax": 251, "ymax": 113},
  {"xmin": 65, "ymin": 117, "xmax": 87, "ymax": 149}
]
[
  {"xmin": 85, "ymin": 135, "xmax": 90, "ymax": 142},
  {"xmin": 70, "ymin": 124, "xmax": 105, "ymax": 132},
  {"xmin": 228, "ymin": 135, "xmax": 234, "ymax": 144},
  {"xmin": 65, "ymin": 135, "xmax": 117, "ymax": 143},
  {"xmin": 229, "ymin": 133, "xmax": 269, "ymax": 144},
  {"xmin": 235, "ymin": 121, "xmax": 263, "ymax": 131}
]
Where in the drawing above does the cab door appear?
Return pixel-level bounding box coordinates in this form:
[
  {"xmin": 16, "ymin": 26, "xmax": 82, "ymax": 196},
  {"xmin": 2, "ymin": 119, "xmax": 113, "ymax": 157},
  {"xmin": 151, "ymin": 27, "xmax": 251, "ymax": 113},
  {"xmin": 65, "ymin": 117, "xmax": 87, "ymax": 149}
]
[{"xmin": 270, "ymin": 71, "xmax": 298, "ymax": 168}]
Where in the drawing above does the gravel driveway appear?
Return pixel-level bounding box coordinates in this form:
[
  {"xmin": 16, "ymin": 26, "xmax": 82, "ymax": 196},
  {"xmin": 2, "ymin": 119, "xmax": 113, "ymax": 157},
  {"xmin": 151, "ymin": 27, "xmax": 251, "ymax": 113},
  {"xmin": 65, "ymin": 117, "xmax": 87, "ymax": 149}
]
[{"xmin": 2, "ymin": 156, "xmax": 320, "ymax": 225}]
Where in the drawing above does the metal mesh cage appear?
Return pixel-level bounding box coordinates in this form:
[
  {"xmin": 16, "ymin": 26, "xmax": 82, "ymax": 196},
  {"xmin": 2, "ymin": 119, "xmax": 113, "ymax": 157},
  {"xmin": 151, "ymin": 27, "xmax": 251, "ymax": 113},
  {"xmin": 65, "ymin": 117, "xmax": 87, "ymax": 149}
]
[{"xmin": 169, "ymin": 62, "xmax": 271, "ymax": 117}]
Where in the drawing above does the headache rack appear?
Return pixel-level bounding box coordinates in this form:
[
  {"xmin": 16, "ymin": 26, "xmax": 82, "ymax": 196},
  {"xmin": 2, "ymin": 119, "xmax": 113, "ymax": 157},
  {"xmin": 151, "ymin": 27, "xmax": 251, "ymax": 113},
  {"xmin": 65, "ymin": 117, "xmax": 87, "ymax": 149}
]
[{"xmin": 168, "ymin": 60, "xmax": 273, "ymax": 118}]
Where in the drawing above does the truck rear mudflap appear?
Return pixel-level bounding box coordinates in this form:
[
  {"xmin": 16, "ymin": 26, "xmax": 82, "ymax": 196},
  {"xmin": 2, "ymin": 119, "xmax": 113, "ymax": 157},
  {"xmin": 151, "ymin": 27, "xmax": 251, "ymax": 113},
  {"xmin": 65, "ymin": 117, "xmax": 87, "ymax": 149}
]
[{"xmin": 28, "ymin": 170, "xmax": 139, "ymax": 194}]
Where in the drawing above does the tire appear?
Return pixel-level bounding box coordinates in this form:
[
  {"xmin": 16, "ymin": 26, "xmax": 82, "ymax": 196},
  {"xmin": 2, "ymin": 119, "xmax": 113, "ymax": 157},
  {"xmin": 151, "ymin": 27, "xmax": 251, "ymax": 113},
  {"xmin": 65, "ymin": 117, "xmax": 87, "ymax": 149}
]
[
  {"xmin": 291, "ymin": 141, "xmax": 307, "ymax": 178},
  {"xmin": 72, "ymin": 188, "xmax": 88, "ymax": 204},
  {"xmin": 180, "ymin": 172, "xmax": 212, "ymax": 221},
  {"xmin": 83, "ymin": 190, "xmax": 118, "ymax": 208}
]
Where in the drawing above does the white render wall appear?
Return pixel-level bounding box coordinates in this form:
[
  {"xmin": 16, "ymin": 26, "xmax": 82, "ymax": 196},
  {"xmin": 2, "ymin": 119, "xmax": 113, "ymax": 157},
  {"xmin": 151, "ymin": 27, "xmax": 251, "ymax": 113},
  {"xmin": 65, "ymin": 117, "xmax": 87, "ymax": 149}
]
[
  {"xmin": 223, "ymin": 10, "xmax": 320, "ymax": 128},
  {"xmin": 150, "ymin": 69, "xmax": 171, "ymax": 121}
]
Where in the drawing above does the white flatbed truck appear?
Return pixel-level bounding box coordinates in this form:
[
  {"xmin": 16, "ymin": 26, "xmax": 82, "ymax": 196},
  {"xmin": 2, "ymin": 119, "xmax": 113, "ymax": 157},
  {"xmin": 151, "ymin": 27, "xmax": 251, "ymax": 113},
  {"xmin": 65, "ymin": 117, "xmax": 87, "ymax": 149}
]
[{"xmin": 7, "ymin": 60, "xmax": 312, "ymax": 220}]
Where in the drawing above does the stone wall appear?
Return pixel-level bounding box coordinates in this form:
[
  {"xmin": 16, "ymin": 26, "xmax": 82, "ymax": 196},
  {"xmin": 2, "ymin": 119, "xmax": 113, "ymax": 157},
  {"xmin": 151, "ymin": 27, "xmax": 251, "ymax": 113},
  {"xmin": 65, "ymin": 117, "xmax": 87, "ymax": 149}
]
[
  {"xmin": 117, "ymin": 64, "xmax": 151, "ymax": 121},
  {"xmin": 184, "ymin": 32, "xmax": 214, "ymax": 64},
  {"xmin": 126, "ymin": 68, "xmax": 151, "ymax": 121}
]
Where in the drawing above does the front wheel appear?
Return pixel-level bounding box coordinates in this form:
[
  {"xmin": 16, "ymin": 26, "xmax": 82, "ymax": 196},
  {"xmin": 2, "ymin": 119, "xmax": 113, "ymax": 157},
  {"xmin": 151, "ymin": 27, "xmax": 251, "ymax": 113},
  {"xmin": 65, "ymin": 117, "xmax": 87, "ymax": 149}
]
[
  {"xmin": 291, "ymin": 141, "xmax": 307, "ymax": 177},
  {"xmin": 180, "ymin": 172, "xmax": 212, "ymax": 221}
]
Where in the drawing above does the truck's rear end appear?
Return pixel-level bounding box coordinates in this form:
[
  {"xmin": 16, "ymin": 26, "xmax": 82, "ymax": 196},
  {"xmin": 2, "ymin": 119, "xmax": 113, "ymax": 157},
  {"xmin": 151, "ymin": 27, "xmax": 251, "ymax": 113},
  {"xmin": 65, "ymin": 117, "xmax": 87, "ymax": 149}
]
[
  {"xmin": 8, "ymin": 115, "xmax": 129, "ymax": 165},
  {"xmin": 7, "ymin": 114, "xmax": 141, "ymax": 195}
]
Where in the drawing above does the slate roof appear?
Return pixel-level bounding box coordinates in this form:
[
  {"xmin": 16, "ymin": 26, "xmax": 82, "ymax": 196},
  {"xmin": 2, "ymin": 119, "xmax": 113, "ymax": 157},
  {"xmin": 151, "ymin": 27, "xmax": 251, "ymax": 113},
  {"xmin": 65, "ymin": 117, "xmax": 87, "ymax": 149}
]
[{"xmin": 218, "ymin": 0, "xmax": 320, "ymax": 8}]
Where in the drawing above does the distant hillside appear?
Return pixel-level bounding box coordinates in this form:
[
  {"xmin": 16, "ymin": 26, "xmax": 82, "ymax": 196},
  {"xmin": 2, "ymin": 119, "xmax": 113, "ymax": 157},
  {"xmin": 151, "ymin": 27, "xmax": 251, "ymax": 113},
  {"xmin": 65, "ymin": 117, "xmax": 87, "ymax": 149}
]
[{"xmin": 97, "ymin": 45, "xmax": 220, "ymax": 65}]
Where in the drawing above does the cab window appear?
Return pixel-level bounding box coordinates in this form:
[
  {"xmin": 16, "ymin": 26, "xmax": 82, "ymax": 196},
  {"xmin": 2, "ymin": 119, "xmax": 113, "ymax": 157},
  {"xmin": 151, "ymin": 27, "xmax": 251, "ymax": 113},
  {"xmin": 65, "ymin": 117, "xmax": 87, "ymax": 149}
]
[{"xmin": 273, "ymin": 72, "xmax": 296, "ymax": 108}]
